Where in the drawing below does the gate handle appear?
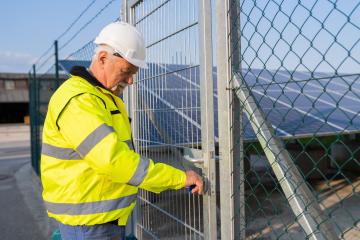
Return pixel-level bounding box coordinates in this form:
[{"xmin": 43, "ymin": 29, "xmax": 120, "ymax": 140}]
[{"xmin": 183, "ymin": 155, "xmax": 204, "ymax": 164}]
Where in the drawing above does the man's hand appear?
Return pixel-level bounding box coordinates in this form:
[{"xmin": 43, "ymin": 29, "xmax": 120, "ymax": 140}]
[{"xmin": 185, "ymin": 170, "xmax": 204, "ymax": 194}]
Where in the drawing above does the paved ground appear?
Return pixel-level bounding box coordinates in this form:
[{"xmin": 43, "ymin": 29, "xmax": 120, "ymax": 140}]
[{"xmin": 0, "ymin": 124, "xmax": 55, "ymax": 240}]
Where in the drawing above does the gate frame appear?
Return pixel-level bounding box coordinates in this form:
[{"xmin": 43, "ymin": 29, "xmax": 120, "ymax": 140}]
[
  {"xmin": 215, "ymin": 0, "xmax": 244, "ymax": 238},
  {"xmin": 123, "ymin": 0, "xmax": 218, "ymax": 238}
]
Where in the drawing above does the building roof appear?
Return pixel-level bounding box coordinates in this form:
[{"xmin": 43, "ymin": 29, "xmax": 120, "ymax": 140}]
[
  {"xmin": 0, "ymin": 89, "xmax": 28, "ymax": 103},
  {"xmin": 0, "ymin": 72, "xmax": 29, "ymax": 80}
]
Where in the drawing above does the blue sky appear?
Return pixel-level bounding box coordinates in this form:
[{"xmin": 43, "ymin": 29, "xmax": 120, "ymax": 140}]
[
  {"xmin": 0, "ymin": 0, "xmax": 358, "ymax": 74},
  {"xmin": 239, "ymin": 0, "xmax": 360, "ymax": 74},
  {"xmin": 0, "ymin": 0, "xmax": 121, "ymax": 73}
]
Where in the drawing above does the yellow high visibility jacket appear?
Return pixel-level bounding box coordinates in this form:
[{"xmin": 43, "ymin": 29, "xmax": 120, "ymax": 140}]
[{"xmin": 41, "ymin": 66, "xmax": 186, "ymax": 226}]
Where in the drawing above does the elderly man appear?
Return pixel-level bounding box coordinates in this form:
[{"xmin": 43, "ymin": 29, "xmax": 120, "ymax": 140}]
[{"xmin": 41, "ymin": 21, "xmax": 203, "ymax": 240}]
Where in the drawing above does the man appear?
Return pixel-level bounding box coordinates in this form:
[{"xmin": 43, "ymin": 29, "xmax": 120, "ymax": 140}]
[{"xmin": 41, "ymin": 21, "xmax": 203, "ymax": 240}]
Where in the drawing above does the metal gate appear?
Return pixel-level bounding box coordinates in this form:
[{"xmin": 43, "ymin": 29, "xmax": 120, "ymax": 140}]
[{"xmin": 123, "ymin": 0, "xmax": 217, "ymax": 239}]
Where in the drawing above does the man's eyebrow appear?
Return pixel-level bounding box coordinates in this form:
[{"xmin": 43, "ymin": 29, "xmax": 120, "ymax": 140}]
[
  {"xmin": 131, "ymin": 67, "xmax": 139, "ymax": 74},
  {"xmin": 121, "ymin": 68, "xmax": 137, "ymax": 74}
]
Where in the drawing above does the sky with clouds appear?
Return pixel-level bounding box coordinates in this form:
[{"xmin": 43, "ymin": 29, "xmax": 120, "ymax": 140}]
[{"xmin": 0, "ymin": 0, "xmax": 121, "ymax": 73}]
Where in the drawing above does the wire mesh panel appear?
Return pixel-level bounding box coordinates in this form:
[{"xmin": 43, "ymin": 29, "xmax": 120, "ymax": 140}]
[
  {"xmin": 217, "ymin": 0, "xmax": 360, "ymax": 239},
  {"xmin": 128, "ymin": 0, "xmax": 217, "ymax": 239},
  {"xmin": 29, "ymin": 44, "xmax": 60, "ymax": 174},
  {"xmin": 31, "ymin": 65, "xmax": 71, "ymax": 171}
]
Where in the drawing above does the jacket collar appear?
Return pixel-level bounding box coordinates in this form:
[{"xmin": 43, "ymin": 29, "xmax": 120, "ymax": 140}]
[{"xmin": 70, "ymin": 66, "xmax": 107, "ymax": 89}]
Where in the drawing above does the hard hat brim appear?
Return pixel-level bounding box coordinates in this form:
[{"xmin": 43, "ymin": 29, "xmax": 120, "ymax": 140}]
[{"xmin": 125, "ymin": 57, "xmax": 148, "ymax": 69}]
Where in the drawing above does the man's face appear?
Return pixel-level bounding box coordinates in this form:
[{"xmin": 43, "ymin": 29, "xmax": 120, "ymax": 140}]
[{"xmin": 104, "ymin": 53, "xmax": 139, "ymax": 94}]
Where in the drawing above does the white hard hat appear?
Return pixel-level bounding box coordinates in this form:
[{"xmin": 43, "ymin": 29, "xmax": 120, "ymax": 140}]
[{"xmin": 94, "ymin": 21, "xmax": 148, "ymax": 68}]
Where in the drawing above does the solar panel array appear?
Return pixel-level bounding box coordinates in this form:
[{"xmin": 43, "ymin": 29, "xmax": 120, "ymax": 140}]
[{"xmin": 58, "ymin": 59, "xmax": 360, "ymax": 145}]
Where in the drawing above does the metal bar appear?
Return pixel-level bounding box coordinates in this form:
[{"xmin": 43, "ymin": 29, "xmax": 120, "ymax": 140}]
[
  {"xmin": 127, "ymin": 2, "xmax": 138, "ymax": 237},
  {"xmin": 215, "ymin": 0, "xmax": 236, "ymax": 239},
  {"xmin": 28, "ymin": 70, "xmax": 35, "ymax": 174},
  {"xmin": 54, "ymin": 40, "xmax": 59, "ymax": 89},
  {"xmin": 135, "ymin": 0, "xmax": 170, "ymax": 25},
  {"xmin": 198, "ymin": 0, "xmax": 217, "ymax": 239},
  {"xmin": 229, "ymin": 1, "xmax": 245, "ymax": 239},
  {"xmin": 121, "ymin": 0, "xmax": 128, "ymax": 21},
  {"xmin": 146, "ymin": 22, "xmax": 198, "ymax": 49},
  {"xmin": 32, "ymin": 64, "xmax": 41, "ymax": 175},
  {"xmin": 122, "ymin": 0, "xmax": 130, "ymax": 114},
  {"xmin": 233, "ymin": 72, "xmax": 338, "ymax": 240},
  {"xmin": 121, "ymin": 0, "xmax": 127, "ymax": 21},
  {"xmin": 136, "ymin": 64, "xmax": 199, "ymax": 83},
  {"xmin": 232, "ymin": 93, "xmax": 245, "ymax": 239}
]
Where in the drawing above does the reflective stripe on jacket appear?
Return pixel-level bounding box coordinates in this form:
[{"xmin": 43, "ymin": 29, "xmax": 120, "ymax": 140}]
[{"xmin": 41, "ymin": 66, "xmax": 186, "ymax": 226}]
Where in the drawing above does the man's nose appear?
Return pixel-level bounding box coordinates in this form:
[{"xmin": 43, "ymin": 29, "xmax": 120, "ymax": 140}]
[{"xmin": 127, "ymin": 75, "xmax": 134, "ymax": 85}]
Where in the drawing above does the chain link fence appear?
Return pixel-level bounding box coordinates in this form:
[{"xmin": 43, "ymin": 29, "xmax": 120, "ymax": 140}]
[{"xmin": 216, "ymin": 0, "xmax": 360, "ymax": 239}]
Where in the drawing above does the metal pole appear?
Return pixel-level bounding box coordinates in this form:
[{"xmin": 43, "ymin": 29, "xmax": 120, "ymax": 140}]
[
  {"xmin": 127, "ymin": 3, "xmax": 138, "ymax": 237},
  {"xmin": 215, "ymin": 0, "xmax": 239, "ymax": 238},
  {"xmin": 232, "ymin": 93, "xmax": 245, "ymax": 239},
  {"xmin": 228, "ymin": 1, "xmax": 245, "ymax": 238},
  {"xmin": 122, "ymin": 0, "xmax": 130, "ymax": 114},
  {"xmin": 198, "ymin": 0, "xmax": 217, "ymax": 239},
  {"xmin": 28, "ymin": 70, "xmax": 35, "ymax": 173},
  {"xmin": 54, "ymin": 40, "xmax": 60, "ymax": 89},
  {"xmin": 32, "ymin": 64, "xmax": 40, "ymax": 175},
  {"xmin": 233, "ymin": 73, "xmax": 338, "ymax": 240},
  {"xmin": 121, "ymin": 0, "xmax": 128, "ymax": 22}
]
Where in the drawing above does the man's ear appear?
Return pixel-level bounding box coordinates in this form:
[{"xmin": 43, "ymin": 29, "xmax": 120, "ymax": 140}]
[{"xmin": 97, "ymin": 50, "xmax": 109, "ymax": 66}]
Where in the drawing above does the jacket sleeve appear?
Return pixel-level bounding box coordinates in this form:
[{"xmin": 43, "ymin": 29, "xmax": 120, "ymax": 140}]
[{"xmin": 58, "ymin": 93, "xmax": 186, "ymax": 193}]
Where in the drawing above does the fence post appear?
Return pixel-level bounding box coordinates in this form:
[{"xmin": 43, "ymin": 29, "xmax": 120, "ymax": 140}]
[
  {"xmin": 124, "ymin": 1, "xmax": 138, "ymax": 237},
  {"xmin": 198, "ymin": 0, "xmax": 217, "ymax": 239},
  {"xmin": 28, "ymin": 69, "xmax": 35, "ymax": 173},
  {"xmin": 122, "ymin": 0, "xmax": 131, "ymax": 115},
  {"xmin": 121, "ymin": 0, "xmax": 128, "ymax": 22},
  {"xmin": 54, "ymin": 40, "xmax": 60, "ymax": 89},
  {"xmin": 32, "ymin": 64, "xmax": 40, "ymax": 175},
  {"xmin": 215, "ymin": 0, "xmax": 242, "ymax": 238},
  {"xmin": 229, "ymin": 0, "xmax": 245, "ymax": 239}
]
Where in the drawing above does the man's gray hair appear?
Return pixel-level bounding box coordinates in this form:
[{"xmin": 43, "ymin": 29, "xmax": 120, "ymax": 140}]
[
  {"xmin": 94, "ymin": 44, "xmax": 114, "ymax": 55},
  {"xmin": 90, "ymin": 44, "xmax": 115, "ymax": 65}
]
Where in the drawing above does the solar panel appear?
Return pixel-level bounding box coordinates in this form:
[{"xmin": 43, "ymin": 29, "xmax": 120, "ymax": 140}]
[
  {"xmin": 141, "ymin": 66, "xmax": 360, "ymax": 143},
  {"xmin": 58, "ymin": 60, "xmax": 360, "ymax": 144},
  {"xmin": 246, "ymin": 69, "xmax": 360, "ymax": 139}
]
